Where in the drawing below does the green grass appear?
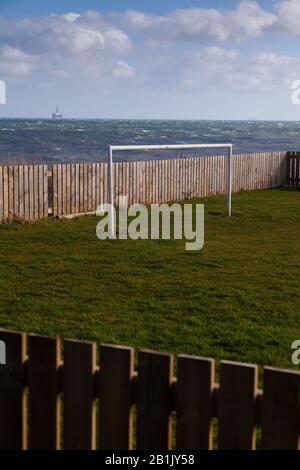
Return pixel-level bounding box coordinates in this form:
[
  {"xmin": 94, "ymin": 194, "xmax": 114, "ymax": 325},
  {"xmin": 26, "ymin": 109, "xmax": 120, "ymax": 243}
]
[{"xmin": 1, "ymin": 188, "xmax": 300, "ymax": 370}]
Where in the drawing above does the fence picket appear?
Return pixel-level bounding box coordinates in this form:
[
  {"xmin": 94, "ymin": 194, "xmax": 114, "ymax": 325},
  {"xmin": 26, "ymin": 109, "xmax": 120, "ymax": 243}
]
[
  {"xmin": 218, "ymin": 361, "xmax": 258, "ymax": 450},
  {"xmin": 137, "ymin": 350, "xmax": 173, "ymax": 450},
  {"xmin": 262, "ymin": 367, "xmax": 300, "ymax": 450},
  {"xmin": 13, "ymin": 166, "xmax": 19, "ymax": 219},
  {"xmin": 0, "ymin": 330, "xmax": 26, "ymax": 449},
  {"xmin": 176, "ymin": 355, "xmax": 215, "ymax": 450},
  {"xmin": 8, "ymin": 166, "xmax": 14, "ymax": 222},
  {"xmin": 23, "ymin": 165, "xmax": 29, "ymax": 221},
  {"xmin": 63, "ymin": 339, "xmax": 96, "ymax": 450},
  {"xmin": 28, "ymin": 335, "xmax": 61, "ymax": 449},
  {"xmin": 99, "ymin": 344, "xmax": 134, "ymax": 450}
]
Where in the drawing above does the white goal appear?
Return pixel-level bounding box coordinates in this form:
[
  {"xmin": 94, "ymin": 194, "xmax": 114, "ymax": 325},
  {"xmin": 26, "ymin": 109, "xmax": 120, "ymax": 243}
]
[{"xmin": 107, "ymin": 143, "xmax": 233, "ymax": 236}]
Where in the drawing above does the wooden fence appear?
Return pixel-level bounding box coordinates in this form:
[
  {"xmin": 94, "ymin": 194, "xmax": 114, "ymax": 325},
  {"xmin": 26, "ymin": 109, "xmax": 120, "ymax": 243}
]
[
  {"xmin": 0, "ymin": 151, "xmax": 288, "ymax": 223},
  {"xmin": 287, "ymin": 151, "xmax": 300, "ymax": 186},
  {"xmin": 0, "ymin": 165, "xmax": 48, "ymax": 223},
  {"xmin": 0, "ymin": 328, "xmax": 299, "ymax": 450}
]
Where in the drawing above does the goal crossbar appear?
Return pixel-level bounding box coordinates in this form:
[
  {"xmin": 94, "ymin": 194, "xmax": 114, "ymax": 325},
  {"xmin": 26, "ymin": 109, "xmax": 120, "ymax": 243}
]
[{"xmin": 107, "ymin": 143, "xmax": 233, "ymax": 237}]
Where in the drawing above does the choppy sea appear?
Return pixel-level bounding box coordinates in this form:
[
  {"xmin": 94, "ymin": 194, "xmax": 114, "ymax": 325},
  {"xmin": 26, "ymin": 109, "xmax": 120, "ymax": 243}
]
[{"xmin": 0, "ymin": 119, "xmax": 300, "ymax": 164}]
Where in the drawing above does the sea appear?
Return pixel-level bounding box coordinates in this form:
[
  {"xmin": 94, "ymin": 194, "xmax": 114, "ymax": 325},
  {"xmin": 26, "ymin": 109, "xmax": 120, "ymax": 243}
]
[{"xmin": 0, "ymin": 118, "xmax": 300, "ymax": 165}]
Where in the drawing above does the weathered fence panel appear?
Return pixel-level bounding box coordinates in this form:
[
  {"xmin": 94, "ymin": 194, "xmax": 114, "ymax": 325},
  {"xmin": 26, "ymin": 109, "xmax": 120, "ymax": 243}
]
[
  {"xmin": 0, "ymin": 328, "xmax": 299, "ymax": 450},
  {"xmin": 52, "ymin": 163, "xmax": 107, "ymax": 217},
  {"xmin": 0, "ymin": 151, "xmax": 290, "ymax": 223},
  {"xmin": 0, "ymin": 164, "xmax": 48, "ymax": 223},
  {"xmin": 51, "ymin": 152, "xmax": 287, "ymax": 217}
]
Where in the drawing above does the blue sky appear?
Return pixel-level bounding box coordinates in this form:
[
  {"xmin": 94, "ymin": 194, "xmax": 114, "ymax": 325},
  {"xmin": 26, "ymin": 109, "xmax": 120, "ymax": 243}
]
[
  {"xmin": 2, "ymin": 1, "xmax": 269, "ymax": 17},
  {"xmin": 0, "ymin": 0, "xmax": 300, "ymax": 119}
]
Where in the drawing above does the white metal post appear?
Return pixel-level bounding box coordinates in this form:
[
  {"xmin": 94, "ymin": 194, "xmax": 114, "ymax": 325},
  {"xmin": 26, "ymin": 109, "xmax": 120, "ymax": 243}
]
[
  {"xmin": 108, "ymin": 145, "xmax": 115, "ymax": 237},
  {"xmin": 227, "ymin": 145, "xmax": 233, "ymax": 217},
  {"xmin": 107, "ymin": 143, "xmax": 233, "ymax": 236}
]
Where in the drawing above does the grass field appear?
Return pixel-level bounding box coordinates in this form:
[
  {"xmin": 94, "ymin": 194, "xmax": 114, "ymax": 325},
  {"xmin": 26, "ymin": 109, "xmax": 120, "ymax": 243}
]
[{"xmin": 0, "ymin": 188, "xmax": 300, "ymax": 370}]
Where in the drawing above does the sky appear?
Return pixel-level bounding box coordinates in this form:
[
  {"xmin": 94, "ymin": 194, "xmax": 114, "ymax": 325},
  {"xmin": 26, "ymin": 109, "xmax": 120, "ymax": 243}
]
[{"xmin": 0, "ymin": 0, "xmax": 300, "ymax": 120}]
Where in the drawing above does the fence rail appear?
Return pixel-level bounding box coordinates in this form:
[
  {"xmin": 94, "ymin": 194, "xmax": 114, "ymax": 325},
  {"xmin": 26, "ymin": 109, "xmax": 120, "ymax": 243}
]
[
  {"xmin": 0, "ymin": 329, "xmax": 299, "ymax": 450},
  {"xmin": 0, "ymin": 151, "xmax": 288, "ymax": 223}
]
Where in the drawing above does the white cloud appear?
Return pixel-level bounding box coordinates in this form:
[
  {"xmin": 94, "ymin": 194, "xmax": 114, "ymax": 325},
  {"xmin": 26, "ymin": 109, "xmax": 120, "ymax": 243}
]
[
  {"xmin": 0, "ymin": 45, "xmax": 37, "ymax": 77},
  {"xmin": 62, "ymin": 13, "xmax": 81, "ymax": 23},
  {"xmin": 0, "ymin": 2, "xmax": 300, "ymax": 93},
  {"xmin": 229, "ymin": 1, "xmax": 277, "ymax": 40},
  {"xmin": 113, "ymin": 60, "xmax": 135, "ymax": 78},
  {"xmin": 255, "ymin": 52, "xmax": 295, "ymax": 66},
  {"xmin": 181, "ymin": 47, "xmax": 300, "ymax": 92},
  {"xmin": 0, "ymin": 61, "xmax": 34, "ymax": 77},
  {"xmin": 123, "ymin": 1, "xmax": 276, "ymax": 43},
  {"xmin": 67, "ymin": 28, "xmax": 105, "ymax": 53},
  {"xmin": 1, "ymin": 45, "xmax": 32, "ymax": 62},
  {"xmin": 203, "ymin": 46, "xmax": 239, "ymax": 61},
  {"xmin": 122, "ymin": 11, "xmax": 167, "ymax": 31},
  {"xmin": 0, "ymin": 11, "xmax": 131, "ymax": 56},
  {"xmin": 275, "ymin": 0, "xmax": 300, "ymax": 34},
  {"xmin": 104, "ymin": 29, "xmax": 131, "ymax": 53},
  {"xmin": 0, "ymin": 11, "xmax": 132, "ymax": 79}
]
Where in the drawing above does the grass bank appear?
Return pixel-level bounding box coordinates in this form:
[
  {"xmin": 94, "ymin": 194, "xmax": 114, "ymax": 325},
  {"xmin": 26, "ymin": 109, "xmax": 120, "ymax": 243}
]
[{"xmin": 0, "ymin": 189, "xmax": 299, "ymax": 370}]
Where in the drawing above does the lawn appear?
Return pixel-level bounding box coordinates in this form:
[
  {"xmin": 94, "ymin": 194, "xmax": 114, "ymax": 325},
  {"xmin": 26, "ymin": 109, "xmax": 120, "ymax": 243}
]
[{"xmin": 0, "ymin": 188, "xmax": 300, "ymax": 370}]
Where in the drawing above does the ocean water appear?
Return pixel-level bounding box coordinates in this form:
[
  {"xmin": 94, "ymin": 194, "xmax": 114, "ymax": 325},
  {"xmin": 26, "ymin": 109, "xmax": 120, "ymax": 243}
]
[{"xmin": 0, "ymin": 119, "xmax": 300, "ymax": 165}]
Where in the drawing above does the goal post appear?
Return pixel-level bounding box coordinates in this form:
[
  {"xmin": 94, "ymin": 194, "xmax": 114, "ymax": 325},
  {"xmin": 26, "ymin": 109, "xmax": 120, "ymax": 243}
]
[{"xmin": 107, "ymin": 143, "xmax": 233, "ymax": 237}]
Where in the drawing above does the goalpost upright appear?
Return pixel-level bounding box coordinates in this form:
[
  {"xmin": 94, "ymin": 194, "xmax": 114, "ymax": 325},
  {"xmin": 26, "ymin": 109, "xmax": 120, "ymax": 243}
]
[{"xmin": 108, "ymin": 143, "xmax": 233, "ymax": 237}]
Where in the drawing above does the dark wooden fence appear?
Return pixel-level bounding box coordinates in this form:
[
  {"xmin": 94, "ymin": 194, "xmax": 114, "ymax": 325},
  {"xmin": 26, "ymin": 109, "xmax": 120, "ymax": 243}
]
[
  {"xmin": 0, "ymin": 151, "xmax": 288, "ymax": 223},
  {"xmin": 0, "ymin": 329, "xmax": 299, "ymax": 450},
  {"xmin": 287, "ymin": 151, "xmax": 300, "ymax": 186}
]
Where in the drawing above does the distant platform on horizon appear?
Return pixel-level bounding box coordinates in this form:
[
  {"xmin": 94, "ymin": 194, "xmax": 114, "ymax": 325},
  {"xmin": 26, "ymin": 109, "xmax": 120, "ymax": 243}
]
[{"xmin": 52, "ymin": 106, "xmax": 63, "ymax": 120}]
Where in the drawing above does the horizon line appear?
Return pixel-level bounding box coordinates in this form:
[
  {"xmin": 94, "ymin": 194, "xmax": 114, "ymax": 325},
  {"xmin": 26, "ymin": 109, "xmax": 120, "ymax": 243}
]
[{"xmin": 1, "ymin": 116, "xmax": 300, "ymax": 123}]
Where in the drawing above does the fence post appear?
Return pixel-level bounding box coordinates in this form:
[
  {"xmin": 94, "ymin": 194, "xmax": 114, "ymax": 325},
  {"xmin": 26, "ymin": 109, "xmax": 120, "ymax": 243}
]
[
  {"xmin": 99, "ymin": 344, "xmax": 134, "ymax": 450},
  {"xmin": 262, "ymin": 367, "xmax": 300, "ymax": 450},
  {"xmin": 63, "ymin": 339, "xmax": 97, "ymax": 450},
  {"xmin": 28, "ymin": 334, "xmax": 61, "ymax": 450},
  {"xmin": 137, "ymin": 350, "xmax": 173, "ymax": 450},
  {"xmin": 218, "ymin": 361, "xmax": 258, "ymax": 450},
  {"xmin": 176, "ymin": 355, "xmax": 215, "ymax": 450}
]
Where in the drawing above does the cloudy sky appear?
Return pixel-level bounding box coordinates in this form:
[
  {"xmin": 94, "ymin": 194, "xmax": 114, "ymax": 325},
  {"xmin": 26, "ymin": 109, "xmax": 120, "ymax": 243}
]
[{"xmin": 0, "ymin": 0, "xmax": 300, "ymax": 120}]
